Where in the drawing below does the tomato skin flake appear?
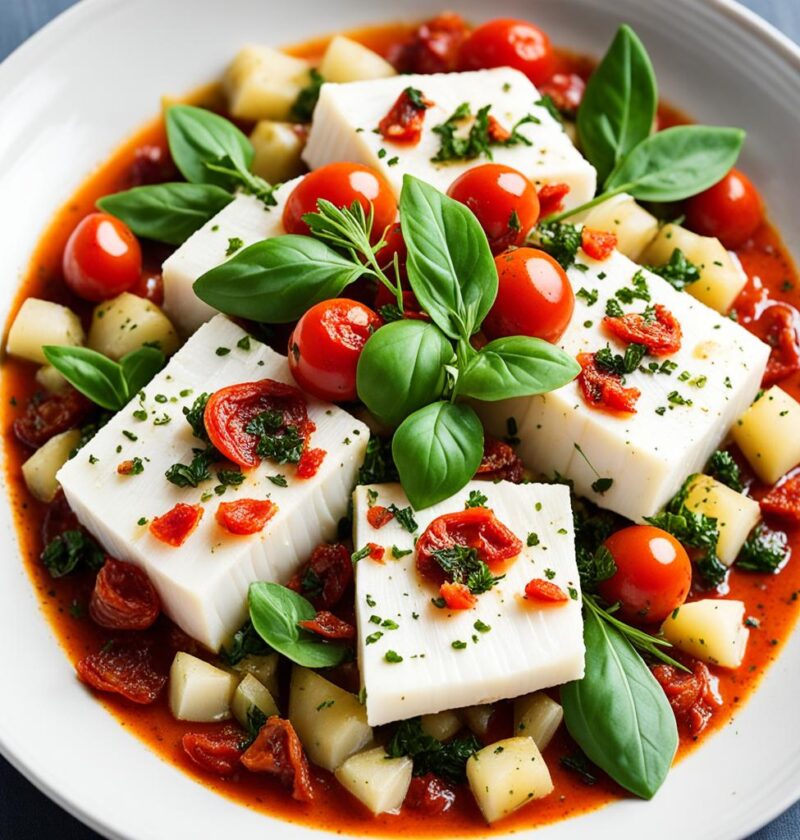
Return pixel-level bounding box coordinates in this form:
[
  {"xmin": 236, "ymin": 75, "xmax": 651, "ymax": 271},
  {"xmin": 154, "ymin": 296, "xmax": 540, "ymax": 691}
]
[
  {"xmin": 652, "ymin": 659, "xmax": 722, "ymax": 737},
  {"xmin": 298, "ymin": 610, "xmax": 356, "ymax": 640},
  {"xmin": 536, "ymin": 183, "xmax": 570, "ymax": 217},
  {"xmin": 216, "ymin": 498, "xmax": 278, "ymax": 536},
  {"xmin": 405, "ymin": 773, "xmax": 456, "ymax": 815},
  {"xmin": 378, "ymin": 88, "xmax": 434, "ymax": 144},
  {"xmin": 287, "ymin": 543, "xmax": 353, "ymax": 610},
  {"xmin": 524, "ymin": 578, "xmax": 569, "ymax": 603},
  {"xmin": 486, "ymin": 115, "xmax": 511, "ymax": 143},
  {"xmin": 760, "ymin": 476, "xmax": 800, "ymax": 524},
  {"xmin": 90, "ymin": 557, "xmax": 160, "ymax": 630},
  {"xmin": 182, "ymin": 726, "xmax": 245, "ymax": 776},
  {"xmin": 296, "ymin": 446, "xmax": 326, "ymax": 479},
  {"xmin": 439, "ymin": 581, "xmax": 477, "ymax": 610},
  {"xmin": 604, "ymin": 303, "xmax": 682, "ymax": 356},
  {"xmin": 149, "ymin": 503, "xmax": 204, "ymax": 547},
  {"xmin": 368, "ymin": 542, "xmax": 386, "ymax": 563},
  {"xmin": 577, "ymin": 351, "xmax": 640, "ymax": 414},
  {"xmin": 581, "ymin": 227, "xmax": 617, "ymax": 261},
  {"xmin": 366, "ymin": 505, "xmax": 395, "ymax": 529},
  {"xmin": 241, "ymin": 716, "xmax": 314, "ymax": 802},
  {"xmin": 76, "ymin": 639, "xmax": 167, "ymax": 704},
  {"xmin": 476, "ymin": 436, "xmax": 524, "ymax": 483}
]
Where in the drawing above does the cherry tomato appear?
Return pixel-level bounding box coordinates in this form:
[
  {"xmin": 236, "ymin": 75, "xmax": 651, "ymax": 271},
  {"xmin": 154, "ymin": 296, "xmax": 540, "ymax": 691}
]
[
  {"xmin": 131, "ymin": 270, "xmax": 165, "ymax": 306},
  {"xmin": 684, "ymin": 168, "xmax": 764, "ymax": 249},
  {"xmin": 447, "ymin": 164, "xmax": 540, "ymax": 254},
  {"xmin": 598, "ymin": 525, "xmax": 692, "ymax": 624},
  {"xmin": 538, "ymin": 72, "xmax": 585, "ymax": 119},
  {"xmin": 282, "ymin": 163, "xmax": 396, "ymax": 244},
  {"xmin": 63, "ymin": 212, "xmax": 142, "ymax": 302},
  {"xmin": 460, "ymin": 18, "xmax": 555, "ymax": 85},
  {"xmin": 483, "ymin": 248, "xmax": 574, "ymax": 342},
  {"xmin": 288, "ymin": 298, "xmax": 381, "ymax": 402}
]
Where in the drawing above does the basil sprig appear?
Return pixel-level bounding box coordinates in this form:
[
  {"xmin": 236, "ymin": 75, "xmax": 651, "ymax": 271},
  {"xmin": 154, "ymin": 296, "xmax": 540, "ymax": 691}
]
[{"xmin": 42, "ymin": 345, "xmax": 165, "ymax": 411}]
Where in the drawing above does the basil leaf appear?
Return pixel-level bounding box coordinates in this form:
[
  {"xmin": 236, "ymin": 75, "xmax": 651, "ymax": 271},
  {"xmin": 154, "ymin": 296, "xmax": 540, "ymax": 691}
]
[
  {"xmin": 392, "ymin": 401, "xmax": 483, "ymax": 509},
  {"xmin": 577, "ymin": 25, "xmax": 657, "ymax": 185},
  {"xmin": 357, "ymin": 321, "xmax": 452, "ymax": 427},
  {"xmin": 400, "ymin": 175, "xmax": 497, "ymax": 340},
  {"xmin": 561, "ymin": 605, "xmax": 678, "ymax": 799},
  {"xmin": 457, "ymin": 336, "xmax": 580, "ymax": 402},
  {"xmin": 166, "ymin": 104, "xmax": 253, "ymax": 188},
  {"xmin": 120, "ymin": 346, "xmax": 165, "ymax": 396},
  {"xmin": 194, "ymin": 235, "xmax": 367, "ymax": 323},
  {"xmin": 248, "ymin": 582, "xmax": 347, "ymax": 668},
  {"xmin": 605, "ymin": 125, "xmax": 745, "ymax": 202},
  {"xmin": 97, "ymin": 183, "xmax": 233, "ymax": 245},
  {"xmin": 42, "ymin": 346, "xmax": 129, "ymax": 411}
]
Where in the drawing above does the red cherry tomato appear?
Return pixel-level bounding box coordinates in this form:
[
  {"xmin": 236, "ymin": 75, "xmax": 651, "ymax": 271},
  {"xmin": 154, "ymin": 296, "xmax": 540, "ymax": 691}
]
[
  {"xmin": 282, "ymin": 163, "xmax": 396, "ymax": 244},
  {"xmin": 684, "ymin": 168, "xmax": 764, "ymax": 249},
  {"xmin": 483, "ymin": 247, "xmax": 574, "ymax": 342},
  {"xmin": 447, "ymin": 164, "xmax": 540, "ymax": 254},
  {"xmin": 538, "ymin": 72, "xmax": 585, "ymax": 119},
  {"xmin": 63, "ymin": 212, "xmax": 142, "ymax": 302},
  {"xmin": 598, "ymin": 525, "xmax": 692, "ymax": 625},
  {"xmin": 288, "ymin": 298, "xmax": 381, "ymax": 402},
  {"xmin": 460, "ymin": 18, "xmax": 555, "ymax": 85}
]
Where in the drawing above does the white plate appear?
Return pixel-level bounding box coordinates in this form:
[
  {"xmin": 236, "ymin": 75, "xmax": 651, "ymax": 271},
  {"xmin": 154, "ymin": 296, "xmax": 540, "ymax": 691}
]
[{"xmin": 1, "ymin": 1, "xmax": 799, "ymax": 838}]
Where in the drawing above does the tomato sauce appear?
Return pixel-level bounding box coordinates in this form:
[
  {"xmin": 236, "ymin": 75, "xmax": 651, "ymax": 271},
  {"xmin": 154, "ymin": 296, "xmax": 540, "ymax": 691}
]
[{"xmin": 2, "ymin": 20, "xmax": 800, "ymax": 838}]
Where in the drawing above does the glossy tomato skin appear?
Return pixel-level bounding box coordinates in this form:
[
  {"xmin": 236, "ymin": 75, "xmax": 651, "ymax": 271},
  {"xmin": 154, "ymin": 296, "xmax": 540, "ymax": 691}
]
[
  {"xmin": 63, "ymin": 212, "xmax": 142, "ymax": 302},
  {"xmin": 289, "ymin": 299, "xmax": 381, "ymax": 402},
  {"xmin": 483, "ymin": 247, "xmax": 574, "ymax": 342},
  {"xmin": 684, "ymin": 168, "xmax": 764, "ymax": 249},
  {"xmin": 447, "ymin": 164, "xmax": 540, "ymax": 254},
  {"xmin": 598, "ymin": 525, "xmax": 692, "ymax": 625},
  {"xmin": 282, "ymin": 163, "xmax": 396, "ymax": 244},
  {"xmin": 460, "ymin": 18, "xmax": 555, "ymax": 85}
]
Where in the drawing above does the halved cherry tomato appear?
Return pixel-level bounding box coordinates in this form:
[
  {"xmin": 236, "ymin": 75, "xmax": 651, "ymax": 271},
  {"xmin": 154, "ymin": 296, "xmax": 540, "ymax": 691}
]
[
  {"xmin": 282, "ymin": 162, "xmax": 396, "ymax": 244},
  {"xmin": 298, "ymin": 610, "xmax": 356, "ymax": 640},
  {"xmin": 288, "ymin": 299, "xmax": 381, "ymax": 402},
  {"xmin": 378, "ymin": 87, "xmax": 434, "ymax": 144},
  {"xmin": 604, "ymin": 303, "xmax": 683, "ymax": 356},
  {"xmin": 760, "ymin": 475, "xmax": 800, "ymax": 524},
  {"xmin": 581, "ymin": 227, "xmax": 617, "ymax": 261},
  {"xmin": 182, "ymin": 727, "xmax": 245, "ymax": 776},
  {"xmin": 241, "ymin": 716, "xmax": 314, "ymax": 802},
  {"xmin": 216, "ymin": 498, "xmax": 278, "ymax": 535},
  {"xmin": 447, "ymin": 164, "xmax": 540, "ymax": 254},
  {"xmin": 76, "ymin": 639, "xmax": 166, "ymax": 704},
  {"xmin": 483, "ymin": 247, "xmax": 574, "ymax": 342},
  {"xmin": 460, "ymin": 18, "xmax": 555, "ymax": 85},
  {"xmin": 63, "ymin": 212, "xmax": 142, "ymax": 302},
  {"xmin": 598, "ymin": 525, "xmax": 691, "ymax": 624},
  {"xmin": 89, "ymin": 558, "xmax": 160, "ymax": 630},
  {"xmin": 524, "ymin": 578, "xmax": 568, "ymax": 603},
  {"xmin": 538, "ymin": 73, "xmax": 586, "ymax": 119},
  {"xmin": 577, "ymin": 351, "xmax": 641, "ymax": 414},
  {"xmin": 439, "ymin": 581, "xmax": 478, "ymax": 610},
  {"xmin": 149, "ymin": 503, "xmax": 204, "ymax": 547},
  {"xmin": 392, "ymin": 12, "xmax": 470, "ymax": 75},
  {"xmin": 684, "ymin": 168, "xmax": 764, "ymax": 249}
]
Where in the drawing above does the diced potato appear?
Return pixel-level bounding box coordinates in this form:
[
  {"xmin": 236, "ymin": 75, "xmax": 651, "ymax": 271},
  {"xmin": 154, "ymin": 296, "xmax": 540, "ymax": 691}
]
[
  {"xmin": 88, "ymin": 293, "xmax": 179, "ymax": 360},
  {"xmin": 232, "ymin": 673, "xmax": 279, "ymax": 729},
  {"xmin": 421, "ymin": 710, "xmax": 462, "ymax": 741},
  {"xmin": 683, "ymin": 475, "xmax": 761, "ymax": 566},
  {"xmin": 169, "ymin": 652, "xmax": 236, "ymax": 722},
  {"xmin": 7, "ymin": 298, "xmax": 84, "ymax": 365},
  {"xmin": 581, "ymin": 193, "xmax": 659, "ymax": 261},
  {"xmin": 466, "ymin": 737, "xmax": 554, "ymax": 824},
  {"xmin": 512, "ymin": 693, "xmax": 563, "ymax": 752},
  {"xmin": 642, "ymin": 223, "xmax": 746, "ymax": 313},
  {"xmin": 224, "ymin": 45, "xmax": 311, "ymax": 121},
  {"xmin": 318, "ymin": 36, "xmax": 397, "ymax": 83},
  {"xmin": 288, "ymin": 666, "xmax": 372, "ymax": 771},
  {"xmin": 250, "ymin": 121, "xmax": 306, "ymax": 184},
  {"xmin": 462, "ymin": 704, "xmax": 494, "ymax": 736},
  {"xmin": 231, "ymin": 652, "xmax": 280, "ymax": 697},
  {"xmin": 661, "ymin": 599, "xmax": 749, "ymax": 668},
  {"xmin": 334, "ymin": 747, "xmax": 412, "ymax": 814},
  {"xmin": 732, "ymin": 387, "xmax": 800, "ymax": 484},
  {"xmin": 35, "ymin": 365, "xmax": 69, "ymax": 393},
  {"xmin": 21, "ymin": 429, "xmax": 81, "ymax": 503}
]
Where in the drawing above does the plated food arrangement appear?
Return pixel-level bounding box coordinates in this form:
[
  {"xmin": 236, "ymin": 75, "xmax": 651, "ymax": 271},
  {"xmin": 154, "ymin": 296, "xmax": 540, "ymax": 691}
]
[{"xmin": 3, "ymin": 10, "xmax": 800, "ymax": 836}]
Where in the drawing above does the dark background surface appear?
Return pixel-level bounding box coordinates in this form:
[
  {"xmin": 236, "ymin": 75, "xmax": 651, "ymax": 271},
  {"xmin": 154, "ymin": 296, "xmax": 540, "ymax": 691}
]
[{"xmin": 2, "ymin": 0, "xmax": 800, "ymax": 837}]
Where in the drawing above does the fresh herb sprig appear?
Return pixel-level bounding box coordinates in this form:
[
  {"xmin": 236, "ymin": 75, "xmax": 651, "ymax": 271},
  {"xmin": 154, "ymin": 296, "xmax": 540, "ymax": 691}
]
[{"xmin": 386, "ymin": 717, "xmax": 481, "ymax": 783}]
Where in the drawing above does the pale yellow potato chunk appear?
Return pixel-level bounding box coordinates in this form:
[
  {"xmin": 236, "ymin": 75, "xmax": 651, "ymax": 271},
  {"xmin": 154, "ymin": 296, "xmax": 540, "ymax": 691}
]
[
  {"xmin": 421, "ymin": 710, "xmax": 462, "ymax": 741},
  {"xmin": 169, "ymin": 652, "xmax": 236, "ymax": 722},
  {"xmin": 231, "ymin": 673, "xmax": 279, "ymax": 729},
  {"xmin": 88, "ymin": 293, "xmax": 179, "ymax": 360},
  {"xmin": 22, "ymin": 429, "xmax": 81, "ymax": 503},
  {"xmin": 581, "ymin": 193, "xmax": 659, "ymax": 261},
  {"xmin": 334, "ymin": 747, "xmax": 412, "ymax": 814},
  {"xmin": 250, "ymin": 121, "xmax": 306, "ymax": 184},
  {"xmin": 7, "ymin": 298, "xmax": 84, "ymax": 365},
  {"xmin": 35, "ymin": 365, "xmax": 68, "ymax": 393},
  {"xmin": 661, "ymin": 599, "xmax": 749, "ymax": 668},
  {"xmin": 462, "ymin": 704, "xmax": 494, "ymax": 736},
  {"xmin": 231, "ymin": 652, "xmax": 280, "ymax": 698},
  {"xmin": 512, "ymin": 693, "xmax": 563, "ymax": 751},
  {"xmin": 318, "ymin": 36, "xmax": 397, "ymax": 83}
]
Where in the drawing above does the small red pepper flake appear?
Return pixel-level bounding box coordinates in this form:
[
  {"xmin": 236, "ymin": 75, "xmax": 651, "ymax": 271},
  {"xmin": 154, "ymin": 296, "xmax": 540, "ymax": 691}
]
[
  {"xmin": 367, "ymin": 505, "xmax": 395, "ymax": 529},
  {"xmin": 149, "ymin": 503, "xmax": 204, "ymax": 547},
  {"xmin": 537, "ymin": 183, "xmax": 570, "ymax": 217},
  {"xmin": 524, "ymin": 578, "xmax": 569, "ymax": 603},
  {"xmin": 439, "ymin": 581, "xmax": 477, "ymax": 610},
  {"xmin": 486, "ymin": 115, "xmax": 511, "ymax": 143},
  {"xmin": 604, "ymin": 303, "xmax": 683, "ymax": 356},
  {"xmin": 116, "ymin": 459, "xmax": 139, "ymax": 475},
  {"xmin": 296, "ymin": 447, "xmax": 326, "ymax": 479},
  {"xmin": 581, "ymin": 227, "xmax": 617, "ymax": 261},
  {"xmin": 577, "ymin": 351, "xmax": 641, "ymax": 414},
  {"xmin": 216, "ymin": 498, "xmax": 278, "ymax": 535},
  {"xmin": 298, "ymin": 610, "xmax": 356, "ymax": 640},
  {"xmin": 368, "ymin": 543, "xmax": 385, "ymax": 563},
  {"xmin": 760, "ymin": 476, "xmax": 800, "ymax": 524},
  {"xmin": 378, "ymin": 87, "xmax": 434, "ymax": 144}
]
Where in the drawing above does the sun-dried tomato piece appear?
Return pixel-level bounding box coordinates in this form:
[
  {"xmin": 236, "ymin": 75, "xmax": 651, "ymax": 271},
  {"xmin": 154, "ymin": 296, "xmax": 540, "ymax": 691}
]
[
  {"xmin": 439, "ymin": 581, "xmax": 477, "ymax": 610},
  {"xmin": 216, "ymin": 498, "xmax": 277, "ymax": 536},
  {"xmin": 127, "ymin": 144, "xmax": 178, "ymax": 188},
  {"xmin": 604, "ymin": 303, "xmax": 682, "ymax": 356},
  {"xmin": 90, "ymin": 558, "xmax": 160, "ymax": 630},
  {"xmin": 241, "ymin": 716, "xmax": 314, "ymax": 801},
  {"xmin": 76, "ymin": 639, "xmax": 167, "ymax": 704},
  {"xmin": 182, "ymin": 726, "xmax": 245, "ymax": 776},
  {"xmin": 368, "ymin": 543, "xmax": 385, "ymax": 563},
  {"xmin": 524, "ymin": 578, "xmax": 569, "ymax": 603},
  {"xmin": 405, "ymin": 773, "xmax": 456, "ymax": 815},
  {"xmin": 378, "ymin": 88, "xmax": 434, "ymax": 144},
  {"xmin": 538, "ymin": 73, "xmax": 586, "ymax": 119},
  {"xmin": 13, "ymin": 388, "xmax": 92, "ymax": 449},
  {"xmin": 286, "ymin": 543, "xmax": 353, "ymax": 610},
  {"xmin": 486, "ymin": 116, "xmax": 511, "ymax": 143},
  {"xmin": 298, "ymin": 610, "xmax": 356, "ymax": 640},
  {"xmin": 750, "ymin": 303, "xmax": 800, "ymax": 386},
  {"xmin": 150, "ymin": 503, "xmax": 204, "ymax": 547},
  {"xmin": 577, "ymin": 351, "xmax": 641, "ymax": 414},
  {"xmin": 652, "ymin": 659, "xmax": 722, "ymax": 737},
  {"xmin": 760, "ymin": 475, "xmax": 800, "ymax": 524},
  {"xmin": 392, "ymin": 12, "xmax": 470, "ymax": 75},
  {"xmin": 581, "ymin": 227, "xmax": 617, "ymax": 261},
  {"xmin": 296, "ymin": 447, "xmax": 326, "ymax": 479},
  {"xmin": 42, "ymin": 490, "xmax": 81, "ymax": 544},
  {"xmin": 366, "ymin": 505, "xmax": 394, "ymax": 530},
  {"xmin": 537, "ymin": 183, "xmax": 570, "ymax": 217},
  {"xmin": 476, "ymin": 436, "xmax": 524, "ymax": 483}
]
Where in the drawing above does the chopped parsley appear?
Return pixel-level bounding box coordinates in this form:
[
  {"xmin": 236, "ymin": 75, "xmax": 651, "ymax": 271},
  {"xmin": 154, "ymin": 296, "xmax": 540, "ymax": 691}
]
[
  {"xmin": 246, "ymin": 410, "xmax": 305, "ymax": 465},
  {"xmin": 384, "ymin": 650, "xmax": 404, "ymax": 663},
  {"xmin": 576, "ymin": 287, "xmax": 599, "ymax": 307},
  {"xmin": 41, "ymin": 530, "xmax": 104, "ymax": 579},
  {"xmin": 736, "ymin": 525, "xmax": 788, "ymax": 573},
  {"xmin": 226, "ymin": 237, "xmax": 244, "ymax": 256},
  {"xmin": 357, "ymin": 435, "xmax": 398, "ymax": 484},
  {"xmin": 527, "ymin": 532, "xmax": 540, "ymax": 547},
  {"xmin": 647, "ymin": 248, "xmax": 701, "ymax": 292},
  {"xmin": 391, "ymin": 545, "xmax": 413, "ymax": 559},
  {"xmin": 605, "ymin": 298, "xmax": 624, "ymax": 318},
  {"xmin": 267, "ymin": 474, "xmax": 288, "ymax": 487},
  {"xmin": 706, "ymin": 449, "xmax": 743, "ymax": 492},
  {"xmin": 165, "ymin": 447, "xmax": 215, "ymax": 488},
  {"xmin": 182, "ymin": 392, "xmax": 211, "ymax": 442},
  {"xmin": 387, "ymin": 503, "xmax": 418, "ymax": 533},
  {"xmin": 237, "ymin": 335, "xmax": 252, "ymax": 351},
  {"xmin": 431, "ymin": 102, "xmax": 537, "ymax": 163},
  {"xmin": 222, "ymin": 620, "xmax": 271, "ymax": 665},
  {"xmin": 386, "ymin": 717, "xmax": 481, "ymax": 783},
  {"xmin": 615, "ymin": 270, "xmax": 650, "ymax": 304},
  {"xmin": 465, "ymin": 489, "xmax": 488, "ymax": 509},
  {"xmin": 432, "ymin": 545, "xmax": 504, "ymax": 595},
  {"xmin": 291, "ymin": 68, "xmax": 324, "ymax": 121},
  {"xmin": 535, "ymin": 220, "xmax": 582, "ymax": 270},
  {"xmin": 594, "ymin": 343, "xmax": 647, "ymax": 378}
]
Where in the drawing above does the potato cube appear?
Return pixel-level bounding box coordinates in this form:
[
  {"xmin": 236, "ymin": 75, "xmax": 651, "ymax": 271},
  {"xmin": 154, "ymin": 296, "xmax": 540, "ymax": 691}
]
[
  {"xmin": 169, "ymin": 652, "xmax": 236, "ymax": 721},
  {"xmin": 732, "ymin": 387, "xmax": 800, "ymax": 484},
  {"xmin": 35, "ymin": 365, "xmax": 69, "ymax": 393},
  {"xmin": 231, "ymin": 652, "xmax": 280, "ymax": 697},
  {"xmin": 7, "ymin": 298, "xmax": 84, "ymax": 365},
  {"xmin": 318, "ymin": 36, "xmax": 397, "ymax": 83},
  {"xmin": 22, "ymin": 429, "xmax": 81, "ymax": 503},
  {"xmin": 334, "ymin": 747, "xmax": 412, "ymax": 814},
  {"xmin": 288, "ymin": 666, "xmax": 372, "ymax": 771},
  {"xmin": 581, "ymin": 193, "xmax": 659, "ymax": 261},
  {"xmin": 661, "ymin": 599, "xmax": 749, "ymax": 668},
  {"xmin": 88, "ymin": 293, "xmax": 179, "ymax": 360},
  {"xmin": 683, "ymin": 475, "xmax": 760, "ymax": 565},
  {"xmin": 462, "ymin": 704, "xmax": 494, "ymax": 736},
  {"xmin": 513, "ymin": 693, "xmax": 563, "ymax": 751},
  {"xmin": 466, "ymin": 737, "xmax": 553, "ymax": 824},
  {"xmin": 250, "ymin": 121, "xmax": 306, "ymax": 184},
  {"xmin": 421, "ymin": 710, "xmax": 462, "ymax": 741},
  {"xmin": 232, "ymin": 673, "xmax": 279, "ymax": 729}
]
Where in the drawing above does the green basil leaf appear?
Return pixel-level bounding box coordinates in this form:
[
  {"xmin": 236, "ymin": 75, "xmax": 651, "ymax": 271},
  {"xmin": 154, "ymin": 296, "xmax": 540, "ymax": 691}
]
[
  {"xmin": 392, "ymin": 401, "xmax": 483, "ymax": 509},
  {"xmin": 457, "ymin": 336, "xmax": 580, "ymax": 402},
  {"xmin": 42, "ymin": 346, "xmax": 129, "ymax": 411},
  {"xmin": 400, "ymin": 174, "xmax": 497, "ymax": 340},
  {"xmin": 561, "ymin": 606, "xmax": 678, "ymax": 799},
  {"xmin": 577, "ymin": 25, "xmax": 657, "ymax": 185},
  {"xmin": 605, "ymin": 125, "xmax": 746, "ymax": 202},
  {"xmin": 97, "ymin": 183, "xmax": 234, "ymax": 245},
  {"xmin": 356, "ymin": 321, "xmax": 452, "ymax": 427},
  {"xmin": 120, "ymin": 346, "xmax": 166, "ymax": 396},
  {"xmin": 166, "ymin": 104, "xmax": 253, "ymax": 188},
  {"xmin": 194, "ymin": 235, "xmax": 367, "ymax": 323},
  {"xmin": 248, "ymin": 582, "xmax": 347, "ymax": 668}
]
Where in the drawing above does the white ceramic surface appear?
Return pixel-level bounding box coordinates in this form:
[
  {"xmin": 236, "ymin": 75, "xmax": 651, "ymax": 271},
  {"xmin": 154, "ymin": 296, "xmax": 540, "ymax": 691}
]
[{"xmin": 1, "ymin": 1, "xmax": 799, "ymax": 838}]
